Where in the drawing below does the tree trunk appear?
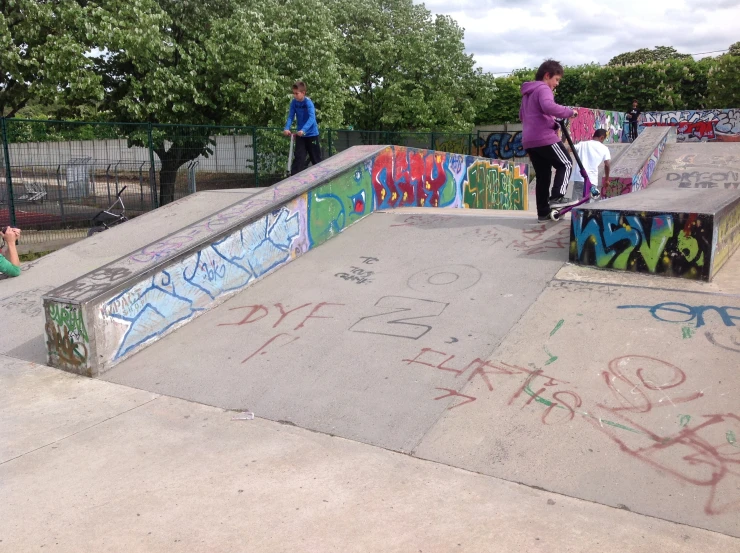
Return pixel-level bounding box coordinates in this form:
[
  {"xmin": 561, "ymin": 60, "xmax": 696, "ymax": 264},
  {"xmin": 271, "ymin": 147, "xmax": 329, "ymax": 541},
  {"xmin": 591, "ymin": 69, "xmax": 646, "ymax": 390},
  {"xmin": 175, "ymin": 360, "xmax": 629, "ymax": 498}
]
[{"xmin": 157, "ymin": 154, "xmax": 182, "ymax": 206}]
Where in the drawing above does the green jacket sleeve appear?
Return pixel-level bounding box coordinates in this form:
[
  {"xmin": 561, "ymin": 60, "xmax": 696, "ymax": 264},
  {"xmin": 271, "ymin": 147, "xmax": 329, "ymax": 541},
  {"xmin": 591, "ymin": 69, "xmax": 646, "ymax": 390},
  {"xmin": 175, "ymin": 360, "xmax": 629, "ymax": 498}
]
[{"xmin": 0, "ymin": 254, "xmax": 21, "ymax": 277}]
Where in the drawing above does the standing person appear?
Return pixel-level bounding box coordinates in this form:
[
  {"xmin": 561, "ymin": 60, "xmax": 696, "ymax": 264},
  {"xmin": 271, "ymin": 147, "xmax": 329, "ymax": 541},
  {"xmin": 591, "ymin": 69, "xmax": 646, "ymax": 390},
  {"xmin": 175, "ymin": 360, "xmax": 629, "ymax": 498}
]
[
  {"xmin": 0, "ymin": 226, "xmax": 21, "ymax": 278},
  {"xmin": 571, "ymin": 129, "xmax": 611, "ymax": 199},
  {"xmin": 283, "ymin": 81, "xmax": 322, "ymax": 176},
  {"xmin": 520, "ymin": 59, "xmax": 579, "ymax": 222},
  {"xmin": 627, "ymin": 99, "xmax": 641, "ymax": 142}
]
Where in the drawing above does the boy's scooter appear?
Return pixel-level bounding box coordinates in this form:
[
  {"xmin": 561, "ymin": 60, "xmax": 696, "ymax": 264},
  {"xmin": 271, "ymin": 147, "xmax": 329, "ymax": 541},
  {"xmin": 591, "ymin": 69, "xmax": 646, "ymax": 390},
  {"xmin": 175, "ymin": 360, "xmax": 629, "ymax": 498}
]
[
  {"xmin": 549, "ymin": 119, "xmax": 601, "ymax": 221},
  {"xmin": 286, "ymin": 132, "xmax": 296, "ymax": 177}
]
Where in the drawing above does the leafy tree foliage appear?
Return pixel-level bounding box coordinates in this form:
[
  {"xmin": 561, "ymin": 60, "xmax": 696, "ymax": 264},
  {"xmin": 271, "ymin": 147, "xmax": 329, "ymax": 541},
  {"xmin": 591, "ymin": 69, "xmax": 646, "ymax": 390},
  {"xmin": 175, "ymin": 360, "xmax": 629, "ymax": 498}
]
[
  {"xmin": 330, "ymin": 0, "xmax": 494, "ymax": 131},
  {"xmin": 608, "ymin": 46, "xmax": 692, "ymax": 66},
  {"xmin": 0, "ymin": 0, "xmax": 103, "ymax": 116}
]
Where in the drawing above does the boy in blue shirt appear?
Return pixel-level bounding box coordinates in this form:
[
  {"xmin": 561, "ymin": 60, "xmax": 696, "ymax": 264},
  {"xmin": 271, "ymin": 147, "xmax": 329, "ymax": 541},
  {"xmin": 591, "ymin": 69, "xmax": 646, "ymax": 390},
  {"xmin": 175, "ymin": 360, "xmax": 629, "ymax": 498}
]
[{"xmin": 282, "ymin": 81, "xmax": 322, "ymax": 175}]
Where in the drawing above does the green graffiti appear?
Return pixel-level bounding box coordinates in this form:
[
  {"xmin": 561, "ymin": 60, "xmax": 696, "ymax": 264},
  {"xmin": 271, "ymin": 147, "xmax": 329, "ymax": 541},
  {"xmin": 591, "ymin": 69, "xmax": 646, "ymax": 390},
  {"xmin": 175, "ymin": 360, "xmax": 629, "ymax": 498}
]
[
  {"xmin": 727, "ymin": 431, "xmax": 740, "ymax": 448},
  {"xmin": 679, "ymin": 414, "xmax": 692, "ymax": 427},
  {"xmin": 677, "ymin": 230, "xmax": 705, "ymax": 267},
  {"xmin": 523, "ymin": 380, "xmax": 644, "ymax": 435},
  {"xmin": 682, "ymin": 326, "xmax": 694, "ymax": 339},
  {"xmin": 439, "ymin": 160, "xmax": 458, "ymax": 208},
  {"xmin": 464, "ymin": 160, "xmax": 526, "ymax": 210},
  {"xmin": 48, "ymin": 303, "xmax": 88, "ymax": 342},
  {"xmin": 639, "ymin": 216, "xmax": 674, "ymax": 273},
  {"xmin": 308, "ymin": 165, "xmax": 373, "ymax": 247},
  {"xmin": 550, "ymin": 319, "xmax": 565, "ymax": 337},
  {"xmin": 543, "ymin": 346, "xmax": 558, "ymax": 366}
]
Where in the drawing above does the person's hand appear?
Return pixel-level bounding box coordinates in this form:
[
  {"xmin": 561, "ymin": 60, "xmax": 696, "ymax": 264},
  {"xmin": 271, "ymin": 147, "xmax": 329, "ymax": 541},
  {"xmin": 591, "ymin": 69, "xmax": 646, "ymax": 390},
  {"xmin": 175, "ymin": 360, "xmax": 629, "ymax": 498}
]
[
  {"xmin": 571, "ymin": 109, "xmax": 578, "ymax": 119},
  {"xmin": 283, "ymin": 130, "xmax": 292, "ymax": 137},
  {"xmin": 1, "ymin": 227, "xmax": 18, "ymax": 245},
  {"xmin": 297, "ymin": 130, "xmax": 305, "ymax": 137}
]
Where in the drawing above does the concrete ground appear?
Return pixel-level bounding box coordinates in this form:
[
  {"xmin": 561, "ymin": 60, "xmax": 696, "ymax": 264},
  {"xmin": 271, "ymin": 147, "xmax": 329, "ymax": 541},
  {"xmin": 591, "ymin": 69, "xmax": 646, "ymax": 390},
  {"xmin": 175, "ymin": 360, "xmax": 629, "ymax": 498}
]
[
  {"xmin": 2, "ymin": 186, "xmax": 739, "ymax": 550},
  {"xmin": 2, "ymin": 355, "xmax": 737, "ymax": 553}
]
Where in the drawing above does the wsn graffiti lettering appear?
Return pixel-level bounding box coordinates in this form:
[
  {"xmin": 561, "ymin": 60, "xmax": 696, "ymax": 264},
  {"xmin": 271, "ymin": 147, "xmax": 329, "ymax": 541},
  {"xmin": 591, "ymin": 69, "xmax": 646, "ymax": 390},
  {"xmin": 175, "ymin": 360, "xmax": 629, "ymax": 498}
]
[{"xmin": 570, "ymin": 210, "xmax": 713, "ymax": 279}]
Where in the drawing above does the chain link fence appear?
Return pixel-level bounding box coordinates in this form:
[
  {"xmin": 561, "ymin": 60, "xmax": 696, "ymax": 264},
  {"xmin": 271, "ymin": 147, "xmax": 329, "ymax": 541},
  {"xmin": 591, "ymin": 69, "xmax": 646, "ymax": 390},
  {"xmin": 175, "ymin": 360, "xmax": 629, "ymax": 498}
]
[{"xmin": 0, "ymin": 118, "xmax": 477, "ymax": 247}]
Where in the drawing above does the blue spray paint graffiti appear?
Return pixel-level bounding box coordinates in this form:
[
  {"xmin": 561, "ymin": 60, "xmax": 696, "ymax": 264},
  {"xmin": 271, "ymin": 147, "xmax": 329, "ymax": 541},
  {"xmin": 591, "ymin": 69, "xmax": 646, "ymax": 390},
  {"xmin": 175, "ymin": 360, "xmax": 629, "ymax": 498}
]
[
  {"xmin": 617, "ymin": 302, "xmax": 740, "ymax": 328},
  {"xmin": 105, "ymin": 205, "xmax": 302, "ymax": 359}
]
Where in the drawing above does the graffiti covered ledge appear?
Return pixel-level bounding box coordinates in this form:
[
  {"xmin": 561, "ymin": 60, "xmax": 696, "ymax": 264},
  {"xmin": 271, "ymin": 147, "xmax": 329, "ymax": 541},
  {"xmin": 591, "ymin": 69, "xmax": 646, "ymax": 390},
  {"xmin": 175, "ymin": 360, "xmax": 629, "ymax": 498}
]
[
  {"xmin": 569, "ymin": 188, "xmax": 740, "ymax": 281},
  {"xmin": 42, "ymin": 145, "xmax": 530, "ymax": 376}
]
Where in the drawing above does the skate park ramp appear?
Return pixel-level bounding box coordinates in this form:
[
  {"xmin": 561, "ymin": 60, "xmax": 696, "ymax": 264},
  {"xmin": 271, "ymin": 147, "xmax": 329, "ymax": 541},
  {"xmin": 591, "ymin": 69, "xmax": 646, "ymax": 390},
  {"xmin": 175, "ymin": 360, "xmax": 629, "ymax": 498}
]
[
  {"xmin": 0, "ymin": 189, "xmax": 264, "ymax": 365},
  {"xmin": 101, "ymin": 206, "xmax": 740, "ymax": 538},
  {"xmin": 21, "ymin": 142, "xmax": 740, "ymax": 540},
  {"xmin": 569, "ymin": 133, "xmax": 740, "ymax": 281}
]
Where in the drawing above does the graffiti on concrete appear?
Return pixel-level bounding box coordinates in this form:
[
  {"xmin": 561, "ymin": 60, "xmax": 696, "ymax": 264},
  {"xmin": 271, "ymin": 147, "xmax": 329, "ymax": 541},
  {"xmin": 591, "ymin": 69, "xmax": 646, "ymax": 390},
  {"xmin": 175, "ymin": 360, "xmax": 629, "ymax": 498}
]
[
  {"xmin": 103, "ymin": 199, "xmax": 304, "ymax": 360},
  {"xmin": 464, "ymin": 160, "xmax": 528, "ymax": 210},
  {"xmin": 667, "ymin": 171, "xmax": 740, "ymax": 189},
  {"xmin": 308, "ymin": 165, "xmax": 374, "ymax": 247},
  {"xmin": 371, "ymin": 148, "xmax": 462, "ymax": 209},
  {"xmin": 641, "ymin": 110, "xmax": 740, "ymax": 142},
  {"xmin": 715, "ymin": 202, "xmax": 740, "ymax": 273},
  {"xmin": 50, "ymin": 145, "xmax": 530, "ymax": 371},
  {"xmin": 45, "ymin": 302, "xmax": 90, "ymax": 371},
  {"xmin": 570, "ymin": 210, "xmax": 713, "ymax": 279},
  {"xmin": 603, "ymin": 130, "xmax": 669, "ymax": 198},
  {"xmin": 477, "ymin": 132, "xmax": 526, "ymax": 160},
  {"xmin": 570, "ymin": 108, "xmax": 627, "ymax": 144}
]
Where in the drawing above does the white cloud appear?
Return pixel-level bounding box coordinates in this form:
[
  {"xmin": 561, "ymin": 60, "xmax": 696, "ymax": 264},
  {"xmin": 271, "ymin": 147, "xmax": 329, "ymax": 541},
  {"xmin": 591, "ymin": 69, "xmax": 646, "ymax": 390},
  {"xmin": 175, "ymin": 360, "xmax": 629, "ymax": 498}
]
[{"xmin": 415, "ymin": 0, "xmax": 740, "ymax": 73}]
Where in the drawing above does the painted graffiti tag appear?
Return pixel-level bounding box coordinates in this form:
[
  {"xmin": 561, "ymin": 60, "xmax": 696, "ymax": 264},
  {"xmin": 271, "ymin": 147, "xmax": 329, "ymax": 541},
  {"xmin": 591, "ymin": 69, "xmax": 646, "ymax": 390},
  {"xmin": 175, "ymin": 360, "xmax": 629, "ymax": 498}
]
[
  {"xmin": 45, "ymin": 302, "xmax": 89, "ymax": 371},
  {"xmin": 464, "ymin": 160, "xmax": 527, "ymax": 210},
  {"xmin": 570, "ymin": 210, "xmax": 712, "ymax": 279},
  {"xmin": 666, "ymin": 171, "xmax": 740, "ymax": 189}
]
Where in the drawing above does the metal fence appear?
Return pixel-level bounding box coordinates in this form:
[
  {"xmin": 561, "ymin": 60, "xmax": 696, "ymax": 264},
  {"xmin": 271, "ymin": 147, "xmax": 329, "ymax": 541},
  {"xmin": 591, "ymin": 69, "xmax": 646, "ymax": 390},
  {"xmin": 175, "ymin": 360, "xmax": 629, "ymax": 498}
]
[{"xmin": 0, "ymin": 118, "xmax": 476, "ymax": 247}]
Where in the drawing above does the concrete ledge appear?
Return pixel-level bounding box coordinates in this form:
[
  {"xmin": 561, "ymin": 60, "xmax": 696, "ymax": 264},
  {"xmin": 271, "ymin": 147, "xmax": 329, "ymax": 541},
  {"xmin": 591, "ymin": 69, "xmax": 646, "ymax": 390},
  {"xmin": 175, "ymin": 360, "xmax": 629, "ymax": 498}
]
[
  {"xmin": 602, "ymin": 126, "xmax": 676, "ymax": 197},
  {"xmin": 43, "ymin": 146, "xmax": 530, "ymax": 376},
  {"xmin": 569, "ymin": 188, "xmax": 740, "ymax": 281}
]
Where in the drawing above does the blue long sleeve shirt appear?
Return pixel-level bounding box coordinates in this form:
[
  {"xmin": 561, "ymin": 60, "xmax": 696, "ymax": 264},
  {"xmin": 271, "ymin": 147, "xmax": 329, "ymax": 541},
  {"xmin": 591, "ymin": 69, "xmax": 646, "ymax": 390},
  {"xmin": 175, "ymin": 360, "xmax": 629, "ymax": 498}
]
[{"xmin": 284, "ymin": 97, "xmax": 319, "ymax": 137}]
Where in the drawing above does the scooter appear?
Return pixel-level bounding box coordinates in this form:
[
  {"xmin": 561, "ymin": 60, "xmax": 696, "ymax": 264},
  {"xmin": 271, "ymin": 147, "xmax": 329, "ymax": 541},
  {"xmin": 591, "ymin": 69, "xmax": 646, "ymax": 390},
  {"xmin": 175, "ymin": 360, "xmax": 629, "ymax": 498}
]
[
  {"xmin": 286, "ymin": 132, "xmax": 296, "ymax": 177},
  {"xmin": 549, "ymin": 120, "xmax": 601, "ymax": 221},
  {"xmin": 88, "ymin": 186, "xmax": 128, "ymax": 236}
]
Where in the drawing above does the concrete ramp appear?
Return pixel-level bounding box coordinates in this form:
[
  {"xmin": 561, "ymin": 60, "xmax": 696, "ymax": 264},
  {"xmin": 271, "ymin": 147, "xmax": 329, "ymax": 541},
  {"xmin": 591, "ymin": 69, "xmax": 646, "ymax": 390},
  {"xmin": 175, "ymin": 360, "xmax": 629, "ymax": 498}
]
[
  {"xmin": 42, "ymin": 147, "xmax": 531, "ymax": 375},
  {"xmin": 570, "ymin": 135, "xmax": 740, "ymax": 281}
]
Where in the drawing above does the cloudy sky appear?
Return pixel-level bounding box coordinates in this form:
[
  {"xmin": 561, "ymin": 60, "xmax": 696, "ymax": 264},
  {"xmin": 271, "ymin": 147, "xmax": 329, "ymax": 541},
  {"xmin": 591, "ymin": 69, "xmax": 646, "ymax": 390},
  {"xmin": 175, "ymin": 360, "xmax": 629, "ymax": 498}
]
[{"xmin": 415, "ymin": 0, "xmax": 740, "ymax": 74}]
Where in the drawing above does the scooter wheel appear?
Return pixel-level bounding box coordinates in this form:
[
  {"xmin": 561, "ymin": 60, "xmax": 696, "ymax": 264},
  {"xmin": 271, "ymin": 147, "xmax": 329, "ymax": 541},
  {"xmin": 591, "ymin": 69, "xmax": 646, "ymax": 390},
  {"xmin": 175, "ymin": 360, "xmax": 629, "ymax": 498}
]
[
  {"xmin": 549, "ymin": 210, "xmax": 561, "ymax": 222},
  {"xmin": 87, "ymin": 226, "xmax": 106, "ymax": 237},
  {"xmin": 590, "ymin": 186, "xmax": 601, "ymax": 199}
]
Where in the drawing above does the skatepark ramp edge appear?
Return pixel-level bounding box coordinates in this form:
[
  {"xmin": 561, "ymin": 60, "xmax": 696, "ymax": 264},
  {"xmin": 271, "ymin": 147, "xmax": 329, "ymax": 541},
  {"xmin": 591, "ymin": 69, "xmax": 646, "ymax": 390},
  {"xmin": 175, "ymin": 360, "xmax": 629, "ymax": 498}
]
[{"xmin": 42, "ymin": 145, "xmax": 530, "ymax": 376}]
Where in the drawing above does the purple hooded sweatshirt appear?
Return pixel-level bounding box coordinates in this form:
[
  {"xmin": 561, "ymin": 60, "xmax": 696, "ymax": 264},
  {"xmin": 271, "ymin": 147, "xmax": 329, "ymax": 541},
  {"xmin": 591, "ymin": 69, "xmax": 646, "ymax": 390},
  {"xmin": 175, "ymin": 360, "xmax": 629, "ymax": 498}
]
[{"xmin": 519, "ymin": 81, "xmax": 575, "ymax": 150}]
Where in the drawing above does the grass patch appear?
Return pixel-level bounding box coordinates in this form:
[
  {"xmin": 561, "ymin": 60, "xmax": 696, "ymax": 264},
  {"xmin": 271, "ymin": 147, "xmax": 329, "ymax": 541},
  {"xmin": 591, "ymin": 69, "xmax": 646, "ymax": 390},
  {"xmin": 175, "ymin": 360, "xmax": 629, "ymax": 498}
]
[{"xmin": 19, "ymin": 250, "xmax": 53, "ymax": 262}]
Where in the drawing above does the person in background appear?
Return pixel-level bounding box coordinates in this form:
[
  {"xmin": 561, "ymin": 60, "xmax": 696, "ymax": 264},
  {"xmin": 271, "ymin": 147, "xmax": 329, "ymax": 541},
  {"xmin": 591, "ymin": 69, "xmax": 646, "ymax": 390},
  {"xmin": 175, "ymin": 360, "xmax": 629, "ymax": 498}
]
[
  {"xmin": 283, "ymin": 81, "xmax": 322, "ymax": 175},
  {"xmin": 571, "ymin": 129, "xmax": 611, "ymax": 199},
  {"xmin": 627, "ymin": 99, "xmax": 641, "ymax": 142},
  {"xmin": 0, "ymin": 226, "xmax": 21, "ymax": 278}
]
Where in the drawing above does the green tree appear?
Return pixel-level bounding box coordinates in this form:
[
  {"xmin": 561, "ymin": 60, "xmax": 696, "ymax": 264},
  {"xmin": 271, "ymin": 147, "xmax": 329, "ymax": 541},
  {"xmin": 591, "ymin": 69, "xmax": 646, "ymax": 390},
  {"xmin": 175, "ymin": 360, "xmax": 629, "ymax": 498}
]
[
  {"xmin": 608, "ymin": 46, "xmax": 692, "ymax": 66},
  {"xmin": 330, "ymin": 0, "xmax": 494, "ymax": 131},
  {"xmin": 475, "ymin": 69, "xmax": 533, "ymax": 124},
  {"xmin": 0, "ymin": 0, "xmax": 102, "ymax": 116},
  {"xmin": 94, "ymin": 0, "xmax": 345, "ymax": 204},
  {"xmin": 728, "ymin": 42, "xmax": 740, "ymax": 57},
  {"xmin": 707, "ymin": 54, "xmax": 740, "ymax": 108}
]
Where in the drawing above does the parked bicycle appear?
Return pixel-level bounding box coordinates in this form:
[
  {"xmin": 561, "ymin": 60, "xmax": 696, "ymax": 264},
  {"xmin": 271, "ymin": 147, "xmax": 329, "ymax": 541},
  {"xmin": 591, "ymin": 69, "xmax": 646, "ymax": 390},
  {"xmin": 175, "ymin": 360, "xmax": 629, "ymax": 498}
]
[{"xmin": 87, "ymin": 186, "xmax": 128, "ymax": 236}]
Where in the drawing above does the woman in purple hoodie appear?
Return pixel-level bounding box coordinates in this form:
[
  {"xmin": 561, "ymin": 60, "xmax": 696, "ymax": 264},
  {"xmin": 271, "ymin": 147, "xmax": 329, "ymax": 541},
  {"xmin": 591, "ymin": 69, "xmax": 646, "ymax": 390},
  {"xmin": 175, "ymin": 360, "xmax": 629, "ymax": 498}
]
[{"xmin": 520, "ymin": 59, "xmax": 578, "ymax": 221}]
